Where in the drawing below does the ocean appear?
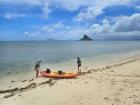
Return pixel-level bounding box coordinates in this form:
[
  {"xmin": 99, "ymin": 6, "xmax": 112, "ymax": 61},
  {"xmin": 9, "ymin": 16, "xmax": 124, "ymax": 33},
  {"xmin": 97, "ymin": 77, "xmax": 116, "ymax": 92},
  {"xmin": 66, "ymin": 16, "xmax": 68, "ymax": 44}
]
[{"xmin": 0, "ymin": 41, "xmax": 140, "ymax": 77}]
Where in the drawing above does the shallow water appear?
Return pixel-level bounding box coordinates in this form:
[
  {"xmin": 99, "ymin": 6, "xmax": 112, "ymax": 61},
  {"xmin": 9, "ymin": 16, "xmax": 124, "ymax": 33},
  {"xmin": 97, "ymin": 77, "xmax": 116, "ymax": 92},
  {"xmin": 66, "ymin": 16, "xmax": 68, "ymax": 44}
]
[{"xmin": 0, "ymin": 41, "xmax": 140, "ymax": 76}]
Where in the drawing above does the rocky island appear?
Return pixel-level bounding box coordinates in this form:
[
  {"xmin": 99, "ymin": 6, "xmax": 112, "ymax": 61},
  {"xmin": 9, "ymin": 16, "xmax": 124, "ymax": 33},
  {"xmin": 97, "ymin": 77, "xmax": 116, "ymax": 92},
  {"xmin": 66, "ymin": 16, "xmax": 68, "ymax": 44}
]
[{"xmin": 80, "ymin": 35, "xmax": 93, "ymax": 41}]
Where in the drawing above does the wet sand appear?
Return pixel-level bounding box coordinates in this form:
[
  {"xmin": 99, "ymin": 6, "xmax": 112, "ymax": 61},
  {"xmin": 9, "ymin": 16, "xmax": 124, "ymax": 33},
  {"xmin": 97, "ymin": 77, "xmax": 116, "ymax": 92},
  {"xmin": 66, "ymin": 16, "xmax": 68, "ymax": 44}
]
[{"xmin": 0, "ymin": 57, "xmax": 140, "ymax": 105}]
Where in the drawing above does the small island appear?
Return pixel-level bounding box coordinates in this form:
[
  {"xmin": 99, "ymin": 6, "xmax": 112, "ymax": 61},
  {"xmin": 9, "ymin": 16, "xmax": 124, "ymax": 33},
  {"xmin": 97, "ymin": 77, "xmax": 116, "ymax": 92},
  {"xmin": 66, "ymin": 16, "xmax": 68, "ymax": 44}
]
[
  {"xmin": 45, "ymin": 39, "xmax": 55, "ymax": 41},
  {"xmin": 80, "ymin": 34, "xmax": 93, "ymax": 41}
]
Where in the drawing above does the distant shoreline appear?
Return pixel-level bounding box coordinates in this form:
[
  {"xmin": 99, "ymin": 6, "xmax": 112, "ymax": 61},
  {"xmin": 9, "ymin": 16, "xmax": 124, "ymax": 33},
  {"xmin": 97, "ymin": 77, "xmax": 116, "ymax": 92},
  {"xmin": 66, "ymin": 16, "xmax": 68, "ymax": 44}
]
[{"xmin": 0, "ymin": 40, "xmax": 140, "ymax": 42}]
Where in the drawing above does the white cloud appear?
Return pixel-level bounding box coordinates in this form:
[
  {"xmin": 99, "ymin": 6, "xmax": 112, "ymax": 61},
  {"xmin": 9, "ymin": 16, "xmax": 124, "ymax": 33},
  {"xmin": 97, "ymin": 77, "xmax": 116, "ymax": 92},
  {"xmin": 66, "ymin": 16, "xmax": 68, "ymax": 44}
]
[
  {"xmin": 41, "ymin": 2, "xmax": 51, "ymax": 18},
  {"xmin": 24, "ymin": 21, "xmax": 88, "ymax": 40},
  {"xmin": 113, "ymin": 13, "xmax": 140, "ymax": 32},
  {"xmin": 24, "ymin": 31, "xmax": 29, "ymax": 35},
  {"xmin": 53, "ymin": 21, "xmax": 65, "ymax": 29},
  {"xmin": 24, "ymin": 21, "xmax": 71, "ymax": 39},
  {"xmin": 41, "ymin": 21, "xmax": 65, "ymax": 32},
  {"xmin": 85, "ymin": 13, "xmax": 140, "ymax": 35},
  {"xmin": 83, "ymin": 19, "xmax": 112, "ymax": 34},
  {"xmin": 101, "ymin": 19, "xmax": 112, "ymax": 33},
  {"xmin": 1, "ymin": 0, "xmax": 135, "ymax": 20},
  {"xmin": 0, "ymin": 0, "xmax": 41, "ymax": 5},
  {"xmin": 3, "ymin": 13, "xmax": 27, "ymax": 19},
  {"xmin": 1, "ymin": 0, "xmax": 51, "ymax": 19},
  {"xmin": 52, "ymin": 0, "xmax": 84, "ymax": 11},
  {"xmin": 24, "ymin": 13, "xmax": 140, "ymax": 40},
  {"xmin": 74, "ymin": 6, "xmax": 103, "ymax": 22},
  {"xmin": 135, "ymin": 6, "xmax": 140, "ymax": 10},
  {"xmin": 74, "ymin": 0, "xmax": 132, "ymax": 22}
]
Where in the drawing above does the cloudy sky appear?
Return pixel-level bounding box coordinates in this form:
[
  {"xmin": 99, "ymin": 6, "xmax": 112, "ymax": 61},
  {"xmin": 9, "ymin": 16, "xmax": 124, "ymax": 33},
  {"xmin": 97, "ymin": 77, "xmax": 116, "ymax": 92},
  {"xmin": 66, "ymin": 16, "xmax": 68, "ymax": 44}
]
[{"xmin": 0, "ymin": 0, "xmax": 140, "ymax": 40}]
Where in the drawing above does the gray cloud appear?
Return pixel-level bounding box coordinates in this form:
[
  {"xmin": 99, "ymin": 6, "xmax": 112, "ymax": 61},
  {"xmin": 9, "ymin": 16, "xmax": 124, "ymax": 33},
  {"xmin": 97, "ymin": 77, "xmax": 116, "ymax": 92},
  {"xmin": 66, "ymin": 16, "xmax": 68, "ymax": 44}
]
[{"xmin": 113, "ymin": 14, "xmax": 140, "ymax": 32}]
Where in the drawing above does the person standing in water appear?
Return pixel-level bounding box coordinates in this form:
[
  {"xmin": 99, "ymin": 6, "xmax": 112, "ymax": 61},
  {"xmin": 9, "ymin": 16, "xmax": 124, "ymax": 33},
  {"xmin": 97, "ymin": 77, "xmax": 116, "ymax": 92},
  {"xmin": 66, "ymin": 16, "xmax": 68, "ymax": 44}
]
[
  {"xmin": 34, "ymin": 60, "xmax": 41, "ymax": 78},
  {"xmin": 77, "ymin": 57, "xmax": 81, "ymax": 74}
]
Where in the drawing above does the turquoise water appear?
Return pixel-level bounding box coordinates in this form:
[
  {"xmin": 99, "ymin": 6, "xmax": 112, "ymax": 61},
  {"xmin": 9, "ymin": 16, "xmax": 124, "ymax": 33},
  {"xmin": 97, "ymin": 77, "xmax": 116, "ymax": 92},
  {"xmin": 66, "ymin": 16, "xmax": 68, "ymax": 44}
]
[{"xmin": 0, "ymin": 41, "xmax": 140, "ymax": 75}]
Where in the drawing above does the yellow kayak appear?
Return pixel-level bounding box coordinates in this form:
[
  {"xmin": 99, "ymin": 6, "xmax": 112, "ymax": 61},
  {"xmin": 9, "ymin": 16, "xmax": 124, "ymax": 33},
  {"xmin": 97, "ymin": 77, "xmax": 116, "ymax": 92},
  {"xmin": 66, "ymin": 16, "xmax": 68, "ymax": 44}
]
[{"xmin": 40, "ymin": 71, "xmax": 79, "ymax": 78}]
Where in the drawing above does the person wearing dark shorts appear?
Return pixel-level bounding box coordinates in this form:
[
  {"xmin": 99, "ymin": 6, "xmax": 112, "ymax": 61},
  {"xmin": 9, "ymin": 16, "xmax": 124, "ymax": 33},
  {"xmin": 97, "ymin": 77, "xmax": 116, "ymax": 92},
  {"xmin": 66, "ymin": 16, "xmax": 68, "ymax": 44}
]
[
  {"xmin": 34, "ymin": 61, "xmax": 41, "ymax": 78},
  {"xmin": 77, "ymin": 57, "xmax": 81, "ymax": 74}
]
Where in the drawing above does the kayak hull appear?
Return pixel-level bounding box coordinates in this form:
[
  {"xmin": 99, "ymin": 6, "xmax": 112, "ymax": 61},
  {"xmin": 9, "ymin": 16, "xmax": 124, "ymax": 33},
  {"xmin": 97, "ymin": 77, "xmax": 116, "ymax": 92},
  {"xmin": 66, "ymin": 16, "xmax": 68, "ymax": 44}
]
[{"xmin": 40, "ymin": 71, "xmax": 78, "ymax": 78}]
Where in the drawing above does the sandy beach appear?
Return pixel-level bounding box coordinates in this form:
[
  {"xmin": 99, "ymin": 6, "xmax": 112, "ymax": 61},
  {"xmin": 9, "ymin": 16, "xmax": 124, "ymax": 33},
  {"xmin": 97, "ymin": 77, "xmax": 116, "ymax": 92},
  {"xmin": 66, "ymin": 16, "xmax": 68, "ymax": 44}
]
[{"xmin": 0, "ymin": 56, "xmax": 140, "ymax": 105}]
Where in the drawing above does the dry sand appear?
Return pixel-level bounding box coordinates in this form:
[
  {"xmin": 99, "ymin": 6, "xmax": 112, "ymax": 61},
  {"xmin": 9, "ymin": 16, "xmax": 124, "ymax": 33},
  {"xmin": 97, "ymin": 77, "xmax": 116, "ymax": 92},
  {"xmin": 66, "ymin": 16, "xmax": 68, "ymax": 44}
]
[{"xmin": 0, "ymin": 57, "xmax": 140, "ymax": 105}]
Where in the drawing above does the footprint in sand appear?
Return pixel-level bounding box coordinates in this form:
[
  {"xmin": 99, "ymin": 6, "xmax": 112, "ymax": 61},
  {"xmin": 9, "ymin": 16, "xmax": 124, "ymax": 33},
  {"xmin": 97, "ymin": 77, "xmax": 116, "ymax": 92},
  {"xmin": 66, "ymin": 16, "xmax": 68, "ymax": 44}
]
[
  {"xmin": 11, "ymin": 80, "xmax": 15, "ymax": 83},
  {"xmin": 113, "ymin": 92, "xmax": 121, "ymax": 97},
  {"xmin": 85, "ymin": 66, "xmax": 88, "ymax": 69},
  {"xmin": 84, "ymin": 81, "xmax": 89, "ymax": 84},
  {"xmin": 110, "ymin": 81, "xmax": 116, "ymax": 85},
  {"xmin": 22, "ymin": 80, "xmax": 27, "ymax": 82},
  {"xmin": 59, "ymin": 101, "xmax": 67, "ymax": 104},
  {"xmin": 135, "ymin": 89, "xmax": 139, "ymax": 91},
  {"xmin": 28, "ymin": 79, "xmax": 34, "ymax": 82},
  {"xmin": 79, "ymin": 102, "xmax": 83, "ymax": 105},
  {"xmin": 9, "ymin": 86, "xmax": 12, "ymax": 88},
  {"xmin": 110, "ymin": 70, "xmax": 114, "ymax": 72},
  {"xmin": 118, "ymin": 88, "xmax": 124, "ymax": 92},
  {"xmin": 106, "ymin": 66, "xmax": 111, "ymax": 69},
  {"xmin": 114, "ymin": 98, "xmax": 121, "ymax": 102},
  {"xmin": 4, "ymin": 93, "xmax": 14, "ymax": 98},
  {"xmin": 104, "ymin": 97, "xmax": 111, "ymax": 100},
  {"xmin": 133, "ymin": 100, "xmax": 140, "ymax": 104}
]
